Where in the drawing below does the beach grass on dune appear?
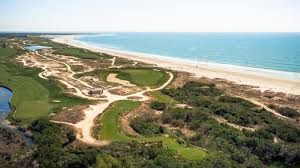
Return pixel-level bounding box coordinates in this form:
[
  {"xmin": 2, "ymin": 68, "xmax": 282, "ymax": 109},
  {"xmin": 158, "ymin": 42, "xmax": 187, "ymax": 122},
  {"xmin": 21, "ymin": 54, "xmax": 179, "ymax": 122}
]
[
  {"xmin": 54, "ymin": 47, "xmax": 106, "ymax": 59},
  {"xmin": 99, "ymin": 100, "xmax": 207, "ymax": 160},
  {"xmin": 75, "ymin": 69, "xmax": 111, "ymax": 82}
]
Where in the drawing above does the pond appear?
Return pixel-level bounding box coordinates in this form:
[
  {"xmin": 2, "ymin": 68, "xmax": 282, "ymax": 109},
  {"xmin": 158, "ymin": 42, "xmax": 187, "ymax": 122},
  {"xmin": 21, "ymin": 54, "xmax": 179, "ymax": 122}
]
[
  {"xmin": 0, "ymin": 86, "xmax": 33, "ymax": 145},
  {"xmin": 25, "ymin": 45, "xmax": 51, "ymax": 51},
  {"xmin": 0, "ymin": 86, "xmax": 13, "ymax": 121}
]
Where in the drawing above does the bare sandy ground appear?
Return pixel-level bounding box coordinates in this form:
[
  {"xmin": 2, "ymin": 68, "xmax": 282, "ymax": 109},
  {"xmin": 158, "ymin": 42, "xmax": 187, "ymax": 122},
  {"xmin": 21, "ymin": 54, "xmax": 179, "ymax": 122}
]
[
  {"xmin": 52, "ymin": 35, "xmax": 300, "ymax": 95},
  {"xmin": 107, "ymin": 73, "xmax": 136, "ymax": 87}
]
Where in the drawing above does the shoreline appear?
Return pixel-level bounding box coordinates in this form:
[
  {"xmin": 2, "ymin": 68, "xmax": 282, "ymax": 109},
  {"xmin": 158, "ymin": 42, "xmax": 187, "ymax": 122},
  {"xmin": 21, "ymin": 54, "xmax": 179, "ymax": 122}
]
[{"xmin": 51, "ymin": 35, "xmax": 300, "ymax": 95}]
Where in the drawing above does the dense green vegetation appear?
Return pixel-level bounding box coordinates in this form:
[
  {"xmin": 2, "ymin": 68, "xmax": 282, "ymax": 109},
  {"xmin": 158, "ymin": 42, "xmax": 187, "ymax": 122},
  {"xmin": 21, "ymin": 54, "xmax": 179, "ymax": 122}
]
[
  {"xmin": 98, "ymin": 100, "xmax": 207, "ymax": 160},
  {"xmin": 161, "ymin": 81, "xmax": 300, "ymax": 167},
  {"xmin": 30, "ymin": 120, "xmax": 230, "ymax": 168},
  {"xmin": 130, "ymin": 116, "xmax": 164, "ymax": 135},
  {"xmin": 162, "ymin": 81, "xmax": 270, "ymax": 127},
  {"xmin": 149, "ymin": 101, "xmax": 167, "ymax": 111},
  {"xmin": 277, "ymin": 106, "xmax": 300, "ymax": 119}
]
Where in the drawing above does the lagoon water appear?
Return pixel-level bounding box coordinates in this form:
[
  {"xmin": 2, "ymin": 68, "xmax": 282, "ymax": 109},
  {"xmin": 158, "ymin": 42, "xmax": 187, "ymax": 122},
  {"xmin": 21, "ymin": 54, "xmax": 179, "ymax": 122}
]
[
  {"xmin": 25, "ymin": 45, "xmax": 51, "ymax": 51},
  {"xmin": 0, "ymin": 87, "xmax": 12, "ymax": 120},
  {"xmin": 75, "ymin": 33, "xmax": 300, "ymax": 73}
]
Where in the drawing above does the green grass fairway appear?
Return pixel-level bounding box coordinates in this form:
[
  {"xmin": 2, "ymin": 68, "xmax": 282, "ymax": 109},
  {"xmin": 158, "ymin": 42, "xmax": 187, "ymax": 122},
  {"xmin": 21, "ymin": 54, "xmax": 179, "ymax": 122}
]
[
  {"xmin": 0, "ymin": 48, "xmax": 18, "ymax": 59},
  {"xmin": 0, "ymin": 62, "xmax": 90, "ymax": 123},
  {"xmin": 16, "ymin": 101, "xmax": 49, "ymax": 122},
  {"xmin": 0, "ymin": 65, "xmax": 50, "ymax": 123},
  {"xmin": 116, "ymin": 68, "xmax": 168, "ymax": 86},
  {"xmin": 100, "ymin": 100, "xmax": 141, "ymax": 141},
  {"xmin": 99, "ymin": 100, "xmax": 207, "ymax": 160}
]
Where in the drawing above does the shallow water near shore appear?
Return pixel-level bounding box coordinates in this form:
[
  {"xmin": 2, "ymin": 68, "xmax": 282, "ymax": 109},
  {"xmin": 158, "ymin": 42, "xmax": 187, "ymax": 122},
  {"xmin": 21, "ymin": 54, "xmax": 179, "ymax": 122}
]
[{"xmin": 75, "ymin": 33, "xmax": 300, "ymax": 74}]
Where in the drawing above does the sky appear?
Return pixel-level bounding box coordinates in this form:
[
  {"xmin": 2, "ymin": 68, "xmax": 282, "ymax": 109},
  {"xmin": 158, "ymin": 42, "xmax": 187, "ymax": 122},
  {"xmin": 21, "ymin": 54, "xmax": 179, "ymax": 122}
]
[{"xmin": 0, "ymin": 0, "xmax": 300, "ymax": 32}]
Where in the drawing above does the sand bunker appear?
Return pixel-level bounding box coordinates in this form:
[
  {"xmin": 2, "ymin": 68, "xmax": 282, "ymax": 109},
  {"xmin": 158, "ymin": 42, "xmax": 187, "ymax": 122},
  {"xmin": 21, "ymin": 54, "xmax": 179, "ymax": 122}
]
[{"xmin": 107, "ymin": 73, "xmax": 136, "ymax": 87}]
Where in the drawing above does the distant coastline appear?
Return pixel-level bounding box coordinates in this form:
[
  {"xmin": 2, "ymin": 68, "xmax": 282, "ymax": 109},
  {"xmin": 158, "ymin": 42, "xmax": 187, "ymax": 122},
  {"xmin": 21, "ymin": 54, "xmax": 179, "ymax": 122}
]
[
  {"xmin": 71, "ymin": 35, "xmax": 300, "ymax": 81},
  {"xmin": 51, "ymin": 35, "xmax": 300, "ymax": 95},
  {"xmin": 74, "ymin": 33, "xmax": 300, "ymax": 73}
]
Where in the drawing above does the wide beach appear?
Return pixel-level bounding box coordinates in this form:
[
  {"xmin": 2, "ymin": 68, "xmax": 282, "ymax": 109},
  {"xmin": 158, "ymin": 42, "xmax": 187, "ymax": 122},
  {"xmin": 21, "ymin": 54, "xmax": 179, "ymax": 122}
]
[{"xmin": 52, "ymin": 35, "xmax": 300, "ymax": 95}]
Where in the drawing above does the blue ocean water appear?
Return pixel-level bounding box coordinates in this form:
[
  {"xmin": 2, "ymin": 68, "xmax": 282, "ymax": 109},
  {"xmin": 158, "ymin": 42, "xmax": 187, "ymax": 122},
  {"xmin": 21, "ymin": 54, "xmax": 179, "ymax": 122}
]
[
  {"xmin": 0, "ymin": 87, "xmax": 12, "ymax": 113},
  {"xmin": 75, "ymin": 33, "xmax": 300, "ymax": 73}
]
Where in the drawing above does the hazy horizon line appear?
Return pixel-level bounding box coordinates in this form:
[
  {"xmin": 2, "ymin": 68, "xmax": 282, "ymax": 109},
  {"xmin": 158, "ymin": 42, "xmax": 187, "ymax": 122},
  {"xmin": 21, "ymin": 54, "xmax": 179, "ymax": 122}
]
[{"xmin": 1, "ymin": 31, "xmax": 300, "ymax": 34}]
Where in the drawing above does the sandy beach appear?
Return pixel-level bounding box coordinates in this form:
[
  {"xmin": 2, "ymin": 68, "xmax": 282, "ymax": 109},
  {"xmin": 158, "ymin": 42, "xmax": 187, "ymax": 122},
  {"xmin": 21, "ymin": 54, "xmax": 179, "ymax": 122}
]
[{"xmin": 51, "ymin": 35, "xmax": 300, "ymax": 95}]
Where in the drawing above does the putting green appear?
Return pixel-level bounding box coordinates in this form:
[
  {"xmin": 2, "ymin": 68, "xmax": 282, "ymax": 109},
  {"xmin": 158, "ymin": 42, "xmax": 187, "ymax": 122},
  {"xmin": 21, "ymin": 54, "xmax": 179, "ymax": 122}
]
[{"xmin": 116, "ymin": 68, "xmax": 168, "ymax": 86}]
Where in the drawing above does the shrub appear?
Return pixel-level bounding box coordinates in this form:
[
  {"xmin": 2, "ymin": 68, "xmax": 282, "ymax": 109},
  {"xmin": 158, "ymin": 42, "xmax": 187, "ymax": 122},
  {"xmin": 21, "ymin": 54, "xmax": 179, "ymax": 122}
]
[
  {"xmin": 219, "ymin": 95, "xmax": 255, "ymax": 108},
  {"xmin": 277, "ymin": 107, "xmax": 300, "ymax": 118},
  {"xmin": 150, "ymin": 101, "xmax": 166, "ymax": 111},
  {"xmin": 130, "ymin": 117, "xmax": 164, "ymax": 135}
]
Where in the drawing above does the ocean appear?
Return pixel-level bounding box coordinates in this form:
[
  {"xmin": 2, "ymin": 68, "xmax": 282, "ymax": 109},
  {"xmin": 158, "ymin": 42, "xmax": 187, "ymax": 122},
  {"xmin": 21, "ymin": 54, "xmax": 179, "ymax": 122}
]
[{"xmin": 73, "ymin": 33, "xmax": 300, "ymax": 74}]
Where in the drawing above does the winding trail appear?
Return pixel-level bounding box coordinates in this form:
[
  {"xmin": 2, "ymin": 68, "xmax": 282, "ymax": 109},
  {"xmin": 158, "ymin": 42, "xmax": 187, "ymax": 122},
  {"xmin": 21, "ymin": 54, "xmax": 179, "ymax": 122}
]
[
  {"xmin": 72, "ymin": 71, "xmax": 173, "ymax": 144},
  {"xmin": 27, "ymin": 50, "xmax": 174, "ymax": 145}
]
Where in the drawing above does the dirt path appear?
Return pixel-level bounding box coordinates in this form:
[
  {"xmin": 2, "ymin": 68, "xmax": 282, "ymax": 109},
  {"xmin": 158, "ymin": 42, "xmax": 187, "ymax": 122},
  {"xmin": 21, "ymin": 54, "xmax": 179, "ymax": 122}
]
[
  {"xmin": 71, "ymin": 72, "xmax": 173, "ymax": 145},
  {"xmin": 234, "ymin": 95, "xmax": 299, "ymax": 125},
  {"xmin": 213, "ymin": 116, "xmax": 256, "ymax": 131},
  {"xmin": 18, "ymin": 50, "xmax": 175, "ymax": 145},
  {"xmin": 25, "ymin": 50, "xmax": 174, "ymax": 145}
]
